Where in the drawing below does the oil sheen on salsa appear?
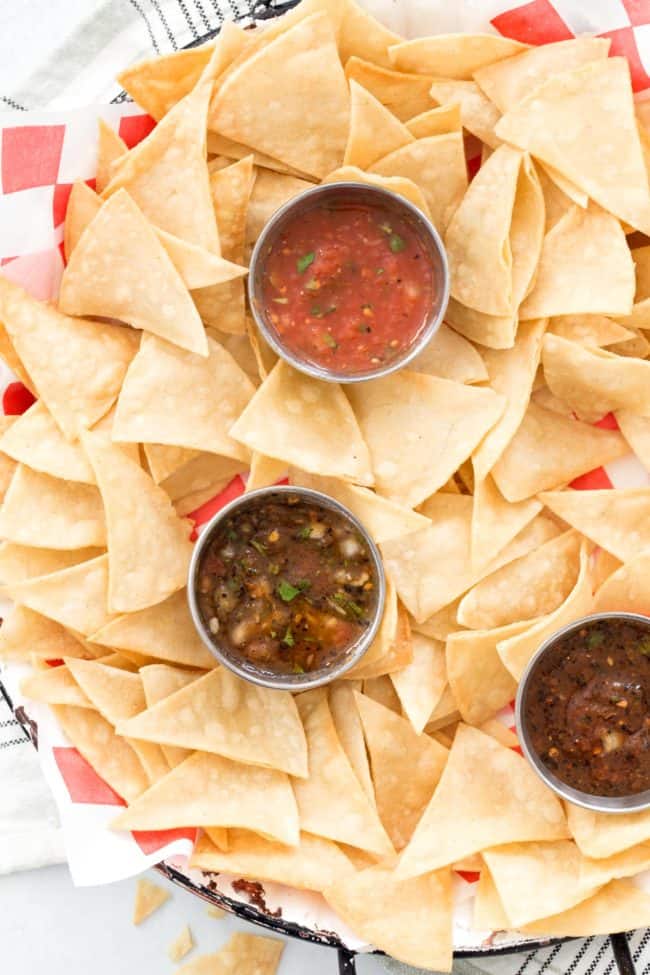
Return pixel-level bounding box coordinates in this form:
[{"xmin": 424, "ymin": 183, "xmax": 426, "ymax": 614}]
[
  {"xmin": 260, "ymin": 202, "xmax": 434, "ymax": 375},
  {"xmin": 524, "ymin": 618, "xmax": 650, "ymax": 797},
  {"xmin": 196, "ymin": 495, "xmax": 378, "ymax": 675}
]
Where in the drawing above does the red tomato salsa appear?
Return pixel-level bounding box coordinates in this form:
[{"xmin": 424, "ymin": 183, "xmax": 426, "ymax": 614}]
[{"xmin": 260, "ymin": 201, "xmax": 435, "ymax": 375}]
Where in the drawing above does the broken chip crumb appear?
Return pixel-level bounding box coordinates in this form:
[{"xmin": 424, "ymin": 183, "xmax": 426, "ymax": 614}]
[
  {"xmin": 177, "ymin": 932, "xmax": 284, "ymax": 975},
  {"xmin": 206, "ymin": 905, "xmax": 226, "ymax": 919},
  {"xmin": 132, "ymin": 877, "xmax": 170, "ymax": 925},
  {"xmin": 168, "ymin": 925, "xmax": 194, "ymax": 962}
]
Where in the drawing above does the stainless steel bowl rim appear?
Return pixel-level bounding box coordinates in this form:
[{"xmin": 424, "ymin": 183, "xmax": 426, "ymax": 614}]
[
  {"xmin": 247, "ymin": 181, "xmax": 450, "ymax": 384},
  {"xmin": 515, "ymin": 611, "xmax": 650, "ymax": 814},
  {"xmin": 187, "ymin": 484, "xmax": 386, "ymax": 691}
]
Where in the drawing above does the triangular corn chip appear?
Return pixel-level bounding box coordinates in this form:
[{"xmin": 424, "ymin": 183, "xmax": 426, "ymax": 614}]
[
  {"xmin": 54, "ymin": 704, "xmax": 148, "ymax": 801},
  {"xmin": 168, "ymin": 926, "xmax": 193, "ymax": 963},
  {"xmin": 59, "ymin": 190, "xmax": 209, "ymax": 356},
  {"xmin": 430, "ymin": 80, "xmax": 500, "ymax": 147},
  {"xmin": 140, "ymin": 663, "xmax": 200, "ymax": 767},
  {"xmin": 567, "ymin": 803, "xmax": 650, "ymax": 859},
  {"xmin": 338, "ymin": 0, "xmax": 401, "ymax": 67},
  {"xmin": 154, "ymin": 228, "xmax": 247, "ymax": 290},
  {"xmin": 64, "ymin": 181, "xmax": 102, "ymax": 259},
  {"xmin": 65, "ymin": 659, "xmax": 146, "ymax": 722},
  {"xmin": 344, "ymin": 57, "xmax": 434, "ymax": 122},
  {"xmin": 496, "ymin": 58, "xmax": 650, "ymax": 234},
  {"xmin": 230, "ymin": 360, "xmax": 373, "ymax": 485},
  {"xmin": 542, "ymin": 333, "xmax": 650, "ymax": 421},
  {"xmin": 406, "ymin": 104, "xmax": 461, "ymax": 139},
  {"xmin": 96, "ymin": 119, "xmax": 126, "ymax": 193},
  {"xmin": 143, "ymin": 444, "xmax": 199, "ymax": 484},
  {"xmin": 0, "ymin": 465, "xmax": 105, "ymax": 549},
  {"xmin": 371, "ymin": 133, "xmax": 467, "ymax": 233},
  {"xmin": 176, "ymin": 932, "xmax": 283, "ymax": 975},
  {"xmin": 0, "ymin": 401, "xmax": 95, "ymax": 484},
  {"xmin": 348, "ymin": 582, "xmax": 412, "ymax": 680},
  {"xmin": 474, "ymin": 37, "xmax": 610, "ymax": 113},
  {"xmin": 540, "ymin": 487, "xmax": 650, "ymax": 563},
  {"xmin": 116, "ymin": 668, "xmax": 308, "ymax": 778},
  {"xmin": 396, "ymin": 724, "xmax": 568, "ymax": 878},
  {"xmin": 328, "ymin": 682, "xmax": 374, "ymax": 801},
  {"xmin": 209, "ymin": 15, "xmax": 349, "ymax": 180},
  {"xmin": 355, "ymin": 691, "xmax": 447, "ymax": 850},
  {"xmin": 162, "ymin": 454, "xmax": 246, "ymax": 507},
  {"xmin": 520, "ymin": 206, "xmax": 635, "ymax": 319},
  {"xmin": 245, "ymin": 170, "xmax": 313, "ymax": 252},
  {"xmin": 594, "ymin": 551, "xmax": 650, "ymax": 615},
  {"xmin": 0, "ymin": 276, "xmax": 134, "ymax": 440},
  {"xmin": 113, "ymin": 334, "xmax": 253, "ymax": 461},
  {"xmin": 7, "ymin": 554, "xmax": 115, "ymax": 635},
  {"xmin": 293, "ymin": 688, "xmax": 394, "ymax": 856},
  {"xmin": 388, "ymin": 34, "xmax": 527, "ymax": 79},
  {"xmin": 471, "ymin": 474, "xmax": 541, "ymax": 570},
  {"xmin": 492, "ymin": 401, "xmax": 627, "ymax": 501},
  {"xmin": 105, "ymin": 82, "xmax": 220, "ymax": 251},
  {"xmin": 323, "ymin": 166, "xmax": 431, "ymax": 218},
  {"xmin": 245, "ymin": 453, "xmax": 286, "ymax": 493},
  {"xmin": 522, "ymin": 879, "xmax": 650, "ymax": 937},
  {"xmin": 323, "ymin": 864, "xmax": 453, "ymax": 972},
  {"xmin": 444, "ymin": 299, "xmax": 518, "ymax": 350},
  {"xmin": 497, "ymin": 540, "xmax": 593, "ymax": 680},
  {"xmin": 118, "ymin": 47, "xmax": 214, "ymax": 121},
  {"xmin": 548, "ymin": 314, "xmax": 635, "ymax": 348},
  {"xmin": 363, "ymin": 674, "xmax": 402, "ymax": 714},
  {"xmin": 89, "ymin": 588, "xmax": 216, "ymax": 670},
  {"xmin": 133, "ymin": 877, "xmax": 170, "ymax": 924},
  {"xmin": 344, "ymin": 80, "xmax": 413, "ymax": 169},
  {"xmin": 81, "ymin": 430, "xmax": 192, "ymax": 613},
  {"xmin": 190, "ymin": 829, "xmax": 353, "ymax": 892},
  {"xmin": 409, "ymin": 323, "xmax": 487, "ymax": 384},
  {"xmin": 0, "ymin": 606, "xmax": 92, "ymax": 661},
  {"xmin": 111, "ymin": 750, "xmax": 299, "ymax": 845},
  {"xmin": 390, "ymin": 632, "xmax": 446, "ymax": 733},
  {"xmin": 446, "ymin": 619, "xmax": 528, "ymax": 725},
  {"xmin": 21, "ymin": 665, "xmax": 93, "ymax": 709},
  {"xmin": 460, "ymin": 529, "xmax": 582, "ymax": 630},
  {"xmin": 347, "ymin": 371, "xmax": 504, "ymax": 508}
]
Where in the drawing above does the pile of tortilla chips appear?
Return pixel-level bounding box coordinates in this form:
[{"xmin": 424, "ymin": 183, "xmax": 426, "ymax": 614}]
[{"xmin": 5, "ymin": 1, "xmax": 650, "ymax": 970}]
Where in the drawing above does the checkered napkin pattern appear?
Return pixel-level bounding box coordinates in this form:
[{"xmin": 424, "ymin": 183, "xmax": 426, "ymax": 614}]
[{"xmin": 1, "ymin": 0, "xmax": 650, "ymax": 973}]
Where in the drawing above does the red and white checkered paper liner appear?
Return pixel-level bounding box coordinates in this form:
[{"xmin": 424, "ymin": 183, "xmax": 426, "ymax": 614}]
[{"xmin": 2, "ymin": 0, "xmax": 650, "ymax": 950}]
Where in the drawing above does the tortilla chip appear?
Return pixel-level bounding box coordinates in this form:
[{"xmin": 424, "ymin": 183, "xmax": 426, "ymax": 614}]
[
  {"xmin": 118, "ymin": 46, "xmax": 216, "ymax": 121},
  {"xmin": 355, "ymin": 691, "xmax": 447, "ymax": 850},
  {"xmin": 444, "ymin": 299, "xmax": 518, "ymax": 350},
  {"xmin": 446, "ymin": 620, "xmax": 530, "ymax": 726},
  {"xmin": 568, "ymin": 802, "xmax": 650, "ymax": 860},
  {"xmin": 338, "ymin": 0, "xmax": 401, "ymax": 67},
  {"xmin": 59, "ymin": 191, "xmax": 211, "ymax": 356},
  {"xmin": 0, "ymin": 401, "xmax": 94, "ymax": 484},
  {"xmin": 390, "ymin": 632, "xmax": 446, "ymax": 733},
  {"xmin": 191, "ymin": 829, "xmax": 353, "ymax": 892},
  {"xmin": 388, "ymin": 34, "xmax": 527, "ymax": 80},
  {"xmin": 176, "ymin": 933, "xmax": 283, "ymax": 975},
  {"xmin": 133, "ymin": 877, "xmax": 170, "ymax": 924},
  {"xmin": 474, "ymin": 37, "xmax": 610, "ymax": 113},
  {"xmin": 140, "ymin": 663, "xmax": 199, "ymax": 767},
  {"xmin": 111, "ymin": 750, "xmax": 299, "ymax": 845},
  {"xmin": 54, "ymin": 703, "xmax": 148, "ymax": 801},
  {"xmin": 371, "ymin": 132, "xmax": 468, "ymax": 233},
  {"xmin": 0, "ymin": 277, "xmax": 134, "ymax": 441},
  {"xmin": 543, "ymin": 333, "xmax": 650, "ymax": 421},
  {"xmin": 210, "ymin": 15, "xmax": 349, "ymax": 180},
  {"xmin": 0, "ymin": 465, "xmax": 106, "ymax": 550},
  {"xmin": 113, "ymin": 334, "xmax": 253, "ymax": 462},
  {"xmin": 344, "ymin": 80, "xmax": 413, "ymax": 170},
  {"xmin": 105, "ymin": 83, "xmax": 220, "ymax": 252},
  {"xmin": 497, "ymin": 540, "xmax": 593, "ymax": 680},
  {"xmin": 323, "ymin": 166, "xmax": 431, "ymax": 218},
  {"xmin": 245, "ymin": 170, "xmax": 313, "ymax": 254},
  {"xmin": 348, "ymin": 371, "xmax": 504, "ymax": 508},
  {"xmin": 523, "ymin": 879, "xmax": 650, "ymax": 937},
  {"xmin": 492, "ymin": 401, "xmax": 627, "ymax": 501},
  {"xmin": 230, "ymin": 360, "xmax": 373, "ymax": 485},
  {"xmin": 430, "ymin": 80, "xmax": 501, "ymax": 147},
  {"xmin": 460, "ymin": 529, "xmax": 582, "ymax": 630},
  {"xmin": 324, "ymin": 864, "xmax": 453, "ymax": 972},
  {"xmin": 344, "ymin": 57, "xmax": 434, "ymax": 122},
  {"xmin": 520, "ymin": 206, "xmax": 634, "ymax": 320},
  {"xmin": 406, "ymin": 104, "xmax": 462, "ymax": 139},
  {"xmin": 0, "ymin": 606, "xmax": 92, "ymax": 661},
  {"xmin": 117, "ymin": 668, "xmax": 308, "ymax": 778},
  {"xmin": 64, "ymin": 181, "xmax": 102, "ymax": 259},
  {"xmin": 471, "ymin": 474, "xmax": 541, "ymax": 570},
  {"xmin": 396, "ymin": 724, "xmax": 568, "ymax": 878},
  {"xmin": 168, "ymin": 926, "xmax": 193, "ymax": 964},
  {"xmin": 496, "ymin": 58, "xmax": 650, "ymax": 234},
  {"xmin": 289, "ymin": 470, "xmax": 428, "ymax": 543},
  {"xmin": 293, "ymin": 688, "xmax": 393, "ymax": 856},
  {"xmin": 409, "ymin": 323, "xmax": 487, "ymax": 384},
  {"xmin": 81, "ymin": 430, "xmax": 192, "ymax": 613},
  {"xmin": 143, "ymin": 444, "xmax": 198, "ymax": 484},
  {"xmin": 7, "ymin": 554, "xmax": 115, "ymax": 635},
  {"xmin": 243, "ymin": 453, "xmax": 285, "ymax": 493},
  {"xmin": 154, "ymin": 228, "xmax": 247, "ymax": 291},
  {"xmin": 21, "ymin": 665, "xmax": 93, "ymax": 709},
  {"xmin": 65, "ymin": 658, "xmax": 146, "ymax": 723},
  {"xmin": 89, "ymin": 589, "xmax": 217, "ymax": 670},
  {"xmin": 328, "ymin": 682, "xmax": 374, "ymax": 801},
  {"xmin": 95, "ymin": 119, "xmax": 126, "ymax": 194},
  {"xmin": 162, "ymin": 454, "xmax": 246, "ymax": 506},
  {"xmin": 548, "ymin": 314, "xmax": 635, "ymax": 348},
  {"xmin": 479, "ymin": 718, "xmax": 518, "ymax": 749},
  {"xmin": 541, "ymin": 487, "xmax": 650, "ymax": 563},
  {"xmin": 594, "ymin": 551, "xmax": 650, "ymax": 615},
  {"xmin": 411, "ymin": 600, "xmax": 463, "ymax": 642},
  {"xmin": 362, "ymin": 675, "xmax": 401, "ymax": 714}
]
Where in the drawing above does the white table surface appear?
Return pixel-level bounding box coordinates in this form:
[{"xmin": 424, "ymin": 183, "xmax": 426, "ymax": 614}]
[{"xmin": 0, "ymin": 863, "xmax": 383, "ymax": 975}]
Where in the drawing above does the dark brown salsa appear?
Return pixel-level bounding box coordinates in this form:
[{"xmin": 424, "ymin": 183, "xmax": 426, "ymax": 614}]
[
  {"xmin": 524, "ymin": 618, "xmax": 650, "ymax": 797},
  {"xmin": 196, "ymin": 494, "xmax": 378, "ymax": 675}
]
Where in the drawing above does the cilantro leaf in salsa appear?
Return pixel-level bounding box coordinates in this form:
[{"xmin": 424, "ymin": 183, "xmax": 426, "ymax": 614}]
[
  {"xmin": 297, "ymin": 251, "xmax": 315, "ymax": 274},
  {"xmin": 282, "ymin": 626, "xmax": 295, "ymax": 647},
  {"xmin": 277, "ymin": 579, "xmax": 310, "ymax": 602},
  {"xmin": 389, "ymin": 233, "xmax": 406, "ymax": 253}
]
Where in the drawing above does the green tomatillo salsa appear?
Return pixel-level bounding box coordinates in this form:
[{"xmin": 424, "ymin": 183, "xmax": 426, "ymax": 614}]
[{"xmin": 195, "ymin": 493, "xmax": 379, "ymax": 675}]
